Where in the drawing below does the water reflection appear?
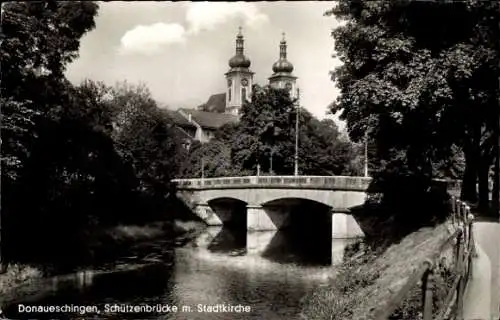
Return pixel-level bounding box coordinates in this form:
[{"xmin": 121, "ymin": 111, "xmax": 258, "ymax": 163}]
[
  {"xmin": 3, "ymin": 263, "xmax": 173, "ymax": 319},
  {"xmin": 206, "ymin": 227, "xmax": 245, "ymax": 254},
  {"xmin": 196, "ymin": 226, "xmax": 360, "ymax": 266},
  {"xmin": 4, "ymin": 227, "xmax": 363, "ymax": 320}
]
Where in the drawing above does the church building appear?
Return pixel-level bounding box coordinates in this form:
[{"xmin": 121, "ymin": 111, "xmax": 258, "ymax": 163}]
[{"xmin": 167, "ymin": 28, "xmax": 298, "ymax": 146}]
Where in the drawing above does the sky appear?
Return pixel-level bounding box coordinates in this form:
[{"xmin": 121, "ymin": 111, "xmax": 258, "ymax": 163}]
[{"xmin": 65, "ymin": 1, "xmax": 344, "ymax": 128}]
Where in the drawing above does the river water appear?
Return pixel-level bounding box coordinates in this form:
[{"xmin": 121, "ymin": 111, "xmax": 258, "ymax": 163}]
[{"xmin": 3, "ymin": 227, "xmax": 362, "ymax": 320}]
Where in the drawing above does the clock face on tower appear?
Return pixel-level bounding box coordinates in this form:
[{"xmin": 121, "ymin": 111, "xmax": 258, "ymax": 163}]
[
  {"xmin": 285, "ymin": 82, "xmax": 292, "ymax": 91},
  {"xmin": 227, "ymin": 79, "xmax": 232, "ymax": 87},
  {"xmin": 241, "ymin": 78, "xmax": 248, "ymax": 86}
]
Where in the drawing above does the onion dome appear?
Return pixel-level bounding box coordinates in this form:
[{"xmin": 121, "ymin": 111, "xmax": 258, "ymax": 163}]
[
  {"xmin": 228, "ymin": 27, "xmax": 251, "ymax": 68},
  {"xmin": 272, "ymin": 33, "xmax": 294, "ymax": 73}
]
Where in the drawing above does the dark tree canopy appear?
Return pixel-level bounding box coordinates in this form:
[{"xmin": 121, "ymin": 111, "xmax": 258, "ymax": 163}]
[
  {"xmin": 1, "ymin": 1, "xmax": 99, "ymax": 185},
  {"xmin": 328, "ymin": 0, "xmax": 499, "ymax": 208},
  {"xmin": 1, "ymin": 2, "xmax": 189, "ymax": 267}
]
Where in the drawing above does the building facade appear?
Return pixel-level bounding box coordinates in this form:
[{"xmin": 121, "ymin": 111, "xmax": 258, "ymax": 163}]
[
  {"xmin": 168, "ymin": 28, "xmax": 298, "ymax": 144},
  {"xmin": 268, "ymin": 33, "xmax": 298, "ymax": 100},
  {"xmin": 225, "ymin": 27, "xmax": 254, "ymax": 116}
]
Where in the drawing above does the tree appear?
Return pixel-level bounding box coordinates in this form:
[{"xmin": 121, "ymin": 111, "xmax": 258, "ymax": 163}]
[
  {"xmin": 299, "ymin": 116, "xmax": 361, "ymax": 175},
  {"xmin": 328, "ymin": 0, "xmax": 500, "ymax": 210},
  {"xmin": 178, "ymin": 140, "xmax": 244, "ymax": 178},
  {"xmin": 1, "ymin": 1, "xmax": 99, "ymax": 268},
  {"xmin": 110, "ymin": 82, "xmax": 185, "ymax": 217},
  {"xmin": 228, "ymin": 85, "xmax": 359, "ymax": 176},
  {"xmin": 1, "ymin": 1, "xmax": 99, "ymax": 186},
  {"xmin": 176, "ymin": 86, "xmax": 360, "ymax": 180},
  {"xmin": 231, "ymin": 85, "xmax": 298, "ymax": 174}
]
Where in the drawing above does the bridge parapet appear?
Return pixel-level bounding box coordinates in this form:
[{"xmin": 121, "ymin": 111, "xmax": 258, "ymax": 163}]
[
  {"xmin": 173, "ymin": 176, "xmax": 462, "ymax": 194},
  {"xmin": 172, "ymin": 176, "xmax": 373, "ymax": 191}
]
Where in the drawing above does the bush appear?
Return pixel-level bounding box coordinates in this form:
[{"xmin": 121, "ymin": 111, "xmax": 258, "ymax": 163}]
[
  {"xmin": 0, "ymin": 264, "xmax": 43, "ymax": 296},
  {"xmin": 301, "ymin": 224, "xmax": 452, "ymax": 320},
  {"xmin": 301, "ymin": 249, "xmax": 382, "ymax": 319},
  {"xmin": 391, "ymin": 246, "xmax": 457, "ymax": 319}
]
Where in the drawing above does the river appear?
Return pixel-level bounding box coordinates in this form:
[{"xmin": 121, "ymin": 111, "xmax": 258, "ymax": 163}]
[{"xmin": 2, "ymin": 226, "xmax": 363, "ymax": 320}]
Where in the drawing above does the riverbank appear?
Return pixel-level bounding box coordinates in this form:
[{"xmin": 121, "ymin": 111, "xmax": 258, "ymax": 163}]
[
  {"xmin": 0, "ymin": 264, "xmax": 43, "ymax": 297},
  {"xmin": 84, "ymin": 219, "xmax": 205, "ymax": 266},
  {"xmin": 0, "ymin": 219, "xmax": 205, "ymax": 300},
  {"xmin": 301, "ymin": 222, "xmax": 456, "ymax": 319}
]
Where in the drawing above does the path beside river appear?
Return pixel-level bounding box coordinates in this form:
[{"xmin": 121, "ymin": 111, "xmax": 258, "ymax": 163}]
[{"xmin": 463, "ymin": 218, "xmax": 500, "ymax": 320}]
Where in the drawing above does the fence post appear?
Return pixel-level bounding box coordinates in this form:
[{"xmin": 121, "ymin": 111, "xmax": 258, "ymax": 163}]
[
  {"xmin": 467, "ymin": 211, "xmax": 475, "ymax": 280},
  {"xmin": 462, "ymin": 202, "xmax": 468, "ymax": 225},
  {"xmin": 450, "ymin": 196, "xmax": 456, "ymax": 225},
  {"xmin": 422, "ymin": 259, "xmax": 434, "ymax": 320},
  {"xmin": 455, "ymin": 227, "xmax": 465, "ymax": 320},
  {"xmin": 463, "ymin": 204, "xmax": 469, "ymax": 245}
]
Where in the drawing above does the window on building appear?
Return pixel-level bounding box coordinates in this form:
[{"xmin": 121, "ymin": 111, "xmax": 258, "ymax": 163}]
[
  {"xmin": 228, "ymin": 88, "xmax": 232, "ymax": 102},
  {"xmin": 242, "ymin": 88, "xmax": 247, "ymax": 102}
]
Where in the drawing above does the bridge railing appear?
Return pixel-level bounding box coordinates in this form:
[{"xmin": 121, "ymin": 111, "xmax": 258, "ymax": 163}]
[
  {"xmin": 172, "ymin": 175, "xmax": 373, "ymax": 190},
  {"xmin": 173, "ymin": 176, "xmax": 462, "ymax": 194},
  {"xmin": 373, "ymin": 196, "xmax": 475, "ymax": 320}
]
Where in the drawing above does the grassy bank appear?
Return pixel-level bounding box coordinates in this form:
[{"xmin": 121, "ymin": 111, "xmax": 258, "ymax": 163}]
[
  {"xmin": 0, "ymin": 264, "xmax": 43, "ymax": 297},
  {"xmin": 0, "ymin": 219, "xmax": 204, "ymax": 309},
  {"xmin": 86, "ymin": 219, "xmax": 205, "ymax": 263},
  {"xmin": 99, "ymin": 220, "xmax": 204, "ymax": 246},
  {"xmin": 301, "ymin": 223, "xmax": 456, "ymax": 319}
]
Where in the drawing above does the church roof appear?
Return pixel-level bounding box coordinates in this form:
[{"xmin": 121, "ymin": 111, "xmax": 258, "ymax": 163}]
[
  {"xmin": 164, "ymin": 109, "xmax": 196, "ymax": 128},
  {"xmin": 197, "ymin": 93, "xmax": 227, "ymax": 113},
  {"xmin": 172, "ymin": 125, "xmax": 195, "ymax": 141},
  {"xmin": 178, "ymin": 108, "xmax": 238, "ymax": 130}
]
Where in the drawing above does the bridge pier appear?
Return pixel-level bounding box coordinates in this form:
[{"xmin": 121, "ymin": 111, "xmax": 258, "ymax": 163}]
[
  {"xmin": 195, "ymin": 203, "xmax": 223, "ymax": 226},
  {"xmin": 247, "ymin": 231, "xmax": 277, "ymax": 256},
  {"xmin": 193, "ymin": 226, "xmax": 223, "ymax": 248},
  {"xmin": 331, "ymin": 211, "xmax": 365, "ymax": 239},
  {"xmin": 247, "ymin": 204, "xmax": 278, "ymax": 231}
]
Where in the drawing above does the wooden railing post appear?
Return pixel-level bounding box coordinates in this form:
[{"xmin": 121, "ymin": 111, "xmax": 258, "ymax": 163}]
[
  {"xmin": 466, "ymin": 211, "xmax": 475, "ymax": 280},
  {"xmin": 422, "ymin": 260, "xmax": 434, "ymax": 320},
  {"xmin": 455, "ymin": 227, "xmax": 465, "ymax": 320},
  {"xmin": 451, "ymin": 196, "xmax": 457, "ymax": 225},
  {"xmin": 462, "ymin": 204, "xmax": 469, "ymax": 247}
]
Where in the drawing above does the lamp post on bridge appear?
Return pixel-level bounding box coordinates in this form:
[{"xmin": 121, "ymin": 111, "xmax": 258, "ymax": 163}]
[
  {"xmin": 364, "ymin": 131, "xmax": 369, "ymax": 177},
  {"xmin": 270, "ymin": 150, "xmax": 274, "ymax": 175},
  {"xmin": 294, "ymin": 88, "xmax": 300, "ymax": 176},
  {"xmin": 201, "ymin": 157, "xmax": 205, "ymax": 185}
]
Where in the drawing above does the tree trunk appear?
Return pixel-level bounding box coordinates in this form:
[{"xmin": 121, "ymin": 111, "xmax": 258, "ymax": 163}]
[
  {"xmin": 478, "ymin": 159, "xmax": 491, "ymax": 212},
  {"xmin": 0, "ymin": 205, "xmax": 4, "ymax": 274},
  {"xmin": 461, "ymin": 125, "xmax": 482, "ymax": 202},
  {"xmin": 478, "ymin": 137, "xmax": 496, "ymax": 212},
  {"xmin": 461, "ymin": 148, "xmax": 478, "ymax": 202}
]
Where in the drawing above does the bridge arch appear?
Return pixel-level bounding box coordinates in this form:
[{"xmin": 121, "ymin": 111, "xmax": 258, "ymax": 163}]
[
  {"xmin": 262, "ymin": 197, "xmax": 333, "ymax": 209},
  {"xmin": 207, "ymin": 197, "xmax": 248, "ymax": 206},
  {"xmin": 206, "ymin": 197, "xmax": 248, "ymax": 229},
  {"xmin": 261, "ymin": 197, "xmax": 332, "ymax": 232},
  {"xmin": 197, "ymin": 188, "xmax": 366, "ymax": 210}
]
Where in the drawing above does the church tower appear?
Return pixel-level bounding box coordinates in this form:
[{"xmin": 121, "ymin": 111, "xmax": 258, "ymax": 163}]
[
  {"xmin": 268, "ymin": 33, "xmax": 298, "ymax": 99},
  {"xmin": 225, "ymin": 27, "xmax": 254, "ymax": 115}
]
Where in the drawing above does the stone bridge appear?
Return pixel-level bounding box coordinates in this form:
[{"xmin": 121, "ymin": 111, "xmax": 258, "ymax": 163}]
[
  {"xmin": 172, "ymin": 175, "xmax": 461, "ymax": 260},
  {"xmin": 173, "ymin": 176, "xmax": 372, "ymax": 238}
]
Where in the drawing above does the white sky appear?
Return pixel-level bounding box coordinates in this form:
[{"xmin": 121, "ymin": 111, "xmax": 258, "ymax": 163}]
[{"xmin": 65, "ymin": 1, "xmax": 345, "ymax": 129}]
